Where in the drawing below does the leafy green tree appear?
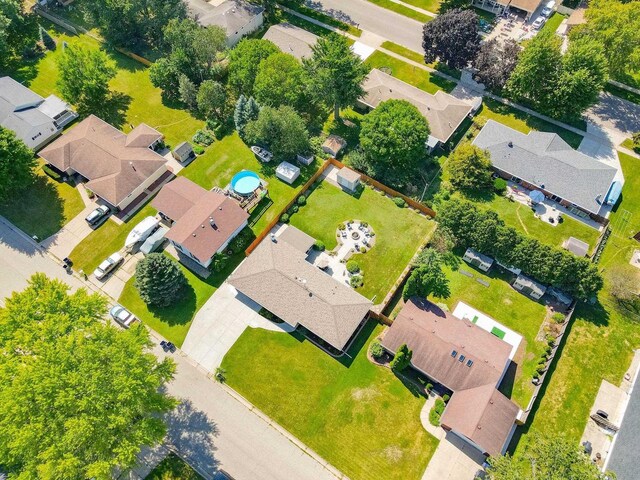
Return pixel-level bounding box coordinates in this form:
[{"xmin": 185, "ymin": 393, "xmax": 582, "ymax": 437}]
[
  {"xmin": 81, "ymin": 0, "xmax": 187, "ymax": 49},
  {"xmin": 254, "ymin": 52, "xmax": 308, "ymax": 109},
  {"xmin": 134, "ymin": 253, "xmax": 188, "ymax": 307},
  {"xmin": 473, "ymin": 38, "xmax": 520, "ymax": 91},
  {"xmin": 0, "ymin": 0, "xmax": 38, "ymax": 66},
  {"xmin": 179, "ymin": 74, "xmax": 198, "ymax": 109},
  {"xmin": 438, "ymin": 0, "xmax": 471, "ymax": 12},
  {"xmin": 150, "ymin": 56, "xmax": 183, "ymax": 99},
  {"xmin": 506, "ymin": 30, "xmax": 562, "ymax": 113},
  {"xmin": 228, "ymin": 38, "xmax": 280, "ymax": 95},
  {"xmin": 57, "ymin": 45, "xmax": 117, "ymax": 117},
  {"xmin": 390, "ymin": 344, "xmax": 413, "ymax": 372},
  {"xmin": 571, "ymin": 0, "xmax": 640, "ymax": 79},
  {"xmin": 234, "ymin": 95, "xmax": 261, "ymax": 137},
  {"xmin": 447, "ymin": 143, "xmax": 493, "ymax": 190},
  {"xmin": 303, "ymin": 33, "xmax": 369, "ymax": 121},
  {"xmin": 403, "ymin": 262, "xmax": 450, "ymax": 301},
  {"xmin": 0, "ymin": 126, "xmax": 36, "ymax": 202},
  {"xmin": 244, "ymin": 105, "xmax": 309, "ymax": 160},
  {"xmin": 0, "ymin": 274, "xmax": 176, "ymax": 479},
  {"xmin": 487, "ymin": 434, "xmax": 612, "ymax": 480},
  {"xmin": 359, "ymin": 99, "xmax": 429, "ymax": 185},
  {"xmin": 197, "ymin": 79, "xmax": 227, "ymax": 121},
  {"xmin": 422, "ymin": 8, "xmax": 480, "ymax": 70}
]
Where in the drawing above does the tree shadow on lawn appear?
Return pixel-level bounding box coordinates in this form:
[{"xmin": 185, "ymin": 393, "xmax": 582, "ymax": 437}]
[
  {"xmin": 147, "ymin": 283, "xmax": 198, "ymax": 328},
  {"xmin": 78, "ymin": 91, "xmax": 132, "ymax": 130},
  {"xmin": 163, "ymin": 399, "xmax": 221, "ymax": 475}
]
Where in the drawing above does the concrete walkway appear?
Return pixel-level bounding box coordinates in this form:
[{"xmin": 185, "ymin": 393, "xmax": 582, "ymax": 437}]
[
  {"xmin": 419, "ymin": 393, "xmax": 445, "ymax": 440},
  {"xmin": 181, "ymin": 283, "xmax": 294, "ymax": 373}
]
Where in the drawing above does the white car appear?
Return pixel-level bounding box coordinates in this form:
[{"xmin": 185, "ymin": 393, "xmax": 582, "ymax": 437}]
[
  {"xmin": 93, "ymin": 252, "xmax": 123, "ymax": 280},
  {"xmin": 532, "ymin": 16, "xmax": 546, "ymax": 29},
  {"xmin": 541, "ymin": 1, "xmax": 555, "ymax": 17},
  {"xmin": 109, "ymin": 305, "xmax": 137, "ymax": 329}
]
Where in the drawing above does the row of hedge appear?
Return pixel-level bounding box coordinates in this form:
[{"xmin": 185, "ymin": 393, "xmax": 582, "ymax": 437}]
[{"xmin": 436, "ymin": 197, "xmax": 603, "ymax": 300}]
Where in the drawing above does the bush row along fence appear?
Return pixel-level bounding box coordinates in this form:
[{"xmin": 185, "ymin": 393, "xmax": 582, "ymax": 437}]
[{"xmin": 35, "ymin": 7, "xmax": 153, "ymax": 66}]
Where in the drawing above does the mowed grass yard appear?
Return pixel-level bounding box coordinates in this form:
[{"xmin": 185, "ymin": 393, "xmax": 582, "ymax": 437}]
[
  {"xmin": 0, "ymin": 163, "xmax": 84, "ymax": 239},
  {"xmin": 222, "ymin": 322, "xmax": 439, "ymax": 480},
  {"xmin": 514, "ymin": 151, "xmax": 640, "ymax": 452},
  {"xmin": 146, "ymin": 453, "xmax": 203, "ymax": 480},
  {"xmin": 289, "ymin": 182, "xmax": 436, "ymax": 301},
  {"xmin": 437, "ymin": 264, "xmax": 548, "ymax": 409}
]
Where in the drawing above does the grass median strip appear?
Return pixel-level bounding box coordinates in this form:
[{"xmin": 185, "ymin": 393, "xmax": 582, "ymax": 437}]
[{"xmin": 364, "ymin": 0, "xmax": 434, "ymax": 23}]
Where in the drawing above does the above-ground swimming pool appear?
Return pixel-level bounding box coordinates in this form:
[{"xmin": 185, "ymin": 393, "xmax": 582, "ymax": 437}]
[{"xmin": 231, "ymin": 170, "xmax": 261, "ymax": 196}]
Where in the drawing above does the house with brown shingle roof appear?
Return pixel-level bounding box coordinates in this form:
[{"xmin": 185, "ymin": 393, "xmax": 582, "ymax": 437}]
[
  {"xmin": 39, "ymin": 115, "xmax": 169, "ymax": 211},
  {"xmin": 228, "ymin": 226, "xmax": 372, "ymax": 352},
  {"xmin": 152, "ymin": 177, "xmax": 249, "ymax": 268},
  {"xmin": 358, "ymin": 68, "xmax": 475, "ymax": 152},
  {"xmin": 381, "ymin": 297, "xmax": 521, "ymax": 457}
]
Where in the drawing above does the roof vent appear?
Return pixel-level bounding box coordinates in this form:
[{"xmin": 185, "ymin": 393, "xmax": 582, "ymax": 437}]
[
  {"xmin": 130, "ymin": 161, "xmax": 136, "ymax": 171},
  {"xmin": 508, "ymin": 141, "xmax": 513, "ymax": 148},
  {"xmin": 201, "ymin": 224, "xmax": 205, "ymax": 229},
  {"xmin": 219, "ymin": 206, "xmax": 223, "ymax": 210},
  {"xmin": 192, "ymin": 233, "xmax": 196, "ymax": 237}
]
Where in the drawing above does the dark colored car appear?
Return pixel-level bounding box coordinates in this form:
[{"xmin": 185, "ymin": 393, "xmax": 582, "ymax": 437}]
[{"xmin": 85, "ymin": 205, "xmax": 110, "ymax": 226}]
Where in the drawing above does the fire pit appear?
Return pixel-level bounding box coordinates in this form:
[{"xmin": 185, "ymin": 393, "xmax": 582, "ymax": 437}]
[{"xmin": 351, "ymin": 231, "xmax": 360, "ymax": 240}]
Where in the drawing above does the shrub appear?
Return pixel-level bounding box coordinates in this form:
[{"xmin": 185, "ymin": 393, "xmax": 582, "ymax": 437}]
[
  {"xmin": 350, "ymin": 275, "xmax": 364, "ymax": 288},
  {"xmin": 390, "ymin": 344, "xmax": 412, "ymax": 372},
  {"xmin": 346, "ymin": 260, "xmax": 360, "ymax": 274},
  {"xmin": 297, "ymin": 195, "xmax": 307, "ymax": 206},
  {"xmin": 42, "ymin": 164, "xmax": 62, "ymax": 181},
  {"xmin": 289, "ymin": 204, "xmax": 299, "ymax": 214},
  {"xmin": 434, "ymin": 399, "xmax": 446, "ymax": 415},
  {"xmin": 394, "ymin": 197, "xmax": 406, "ymax": 208},
  {"xmin": 192, "ymin": 129, "xmax": 214, "ymax": 146},
  {"xmin": 134, "ymin": 253, "xmax": 187, "ymax": 307},
  {"xmin": 229, "ymin": 228, "xmax": 254, "ymax": 253},
  {"xmin": 193, "ymin": 144, "xmax": 205, "ymax": 155},
  {"xmin": 359, "ymin": 246, "xmax": 367, "ymax": 254},
  {"xmin": 210, "ymin": 253, "xmax": 229, "ymax": 273},
  {"xmin": 429, "ymin": 408, "xmax": 441, "ymax": 426},
  {"xmin": 313, "ymin": 240, "xmax": 325, "ymax": 251},
  {"xmin": 633, "ymin": 131, "xmax": 640, "ymax": 152},
  {"xmin": 536, "ymin": 365, "xmax": 546, "ymax": 375},
  {"xmin": 280, "ymin": 213, "xmax": 290, "ymax": 223},
  {"xmin": 552, "ymin": 312, "xmax": 566, "ymax": 323},
  {"xmin": 370, "ymin": 340, "xmax": 384, "ymax": 359},
  {"xmin": 426, "ymin": 383, "xmax": 433, "ymax": 392},
  {"xmin": 494, "ymin": 177, "xmax": 507, "ymax": 194},
  {"xmin": 338, "ymin": 222, "xmax": 346, "ymax": 230},
  {"xmin": 214, "ymin": 367, "xmax": 226, "ymax": 383},
  {"xmin": 442, "ymin": 394, "xmax": 450, "ymax": 403}
]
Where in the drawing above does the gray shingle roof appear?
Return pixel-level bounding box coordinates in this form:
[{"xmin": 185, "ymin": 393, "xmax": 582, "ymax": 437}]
[
  {"xmin": 262, "ymin": 23, "xmax": 318, "ymax": 59},
  {"xmin": 229, "ymin": 228, "xmax": 372, "ymax": 350},
  {"xmin": 473, "ymin": 120, "xmax": 617, "ymax": 215},
  {"xmin": 360, "ymin": 69, "xmax": 473, "ymax": 144},
  {"xmin": 186, "ymin": 0, "xmax": 264, "ymax": 34}
]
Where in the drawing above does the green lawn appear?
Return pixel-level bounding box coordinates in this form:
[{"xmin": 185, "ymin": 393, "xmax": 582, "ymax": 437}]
[
  {"xmin": 365, "ymin": 51, "xmax": 457, "ymax": 94},
  {"xmin": 180, "ymin": 132, "xmax": 321, "ymax": 235},
  {"xmin": 474, "ymin": 194, "xmax": 601, "ymax": 252},
  {"xmin": 364, "ymin": 0, "xmax": 434, "ymax": 22},
  {"xmin": 437, "ymin": 264, "xmax": 548, "ymax": 409},
  {"xmin": 540, "ymin": 13, "xmax": 566, "ymax": 35},
  {"xmin": 289, "ymin": 182, "xmax": 435, "ymax": 302},
  {"xmin": 147, "ymin": 453, "xmax": 203, "ymax": 480},
  {"xmin": 401, "ymin": 0, "xmax": 441, "ymax": 13},
  {"xmin": 117, "ymin": 251, "xmax": 244, "ymax": 346},
  {"xmin": 222, "ymin": 322, "xmax": 439, "ymax": 480},
  {"xmin": 279, "ymin": 1, "xmax": 362, "ymax": 36},
  {"xmin": 515, "ymin": 151, "xmax": 640, "ymax": 451},
  {"xmin": 0, "ymin": 164, "xmax": 84, "ymax": 240},
  {"xmin": 379, "ymin": 41, "xmax": 462, "ymax": 80},
  {"xmin": 605, "ymin": 83, "xmax": 640, "ymax": 106},
  {"xmin": 476, "ymin": 98, "xmax": 584, "ymax": 149}
]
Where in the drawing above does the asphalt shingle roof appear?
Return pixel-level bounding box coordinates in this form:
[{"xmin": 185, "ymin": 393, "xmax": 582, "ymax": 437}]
[
  {"xmin": 473, "ymin": 120, "xmax": 617, "ymax": 215},
  {"xmin": 262, "ymin": 23, "xmax": 318, "ymax": 59}
]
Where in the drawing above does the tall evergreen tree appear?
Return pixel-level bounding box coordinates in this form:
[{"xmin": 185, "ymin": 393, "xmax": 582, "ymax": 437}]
[{"xmin": 134, "ymin": 253, "xmax": 187, "ymax": 307}]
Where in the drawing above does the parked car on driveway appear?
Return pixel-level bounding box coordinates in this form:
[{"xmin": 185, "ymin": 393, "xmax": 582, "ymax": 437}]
[
  {"xmin": 85, "ymin": 205, "xmax": 110, "ymax": 226},
  {"xmin": 532, "ymin": 16, "xmax": 546, "ymax": 29},
  {"xmin": 93, "ymin": 252, "xmax": 123, "ymax": 280},
  {"xmin": 541, "ymin": 1, "xmax": 555, "ymax": 17},
  {"xmin": 109, "ymin": 304, "xmax": 137, "ymax": 328}
]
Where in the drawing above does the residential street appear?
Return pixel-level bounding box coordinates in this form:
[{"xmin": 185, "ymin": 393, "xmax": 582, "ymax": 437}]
[
  {"xmin": 309, "ymin": 0, "xmax": 425, "ymax": 52},
  {"xmin": 0, "ymin": 218, "xmax": 340, "ymax": 480}
]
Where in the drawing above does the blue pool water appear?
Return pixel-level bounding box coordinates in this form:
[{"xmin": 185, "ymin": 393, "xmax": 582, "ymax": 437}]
[{"xmin": 231, "ymin": 170, "xmax": 261, "ymax": 195}]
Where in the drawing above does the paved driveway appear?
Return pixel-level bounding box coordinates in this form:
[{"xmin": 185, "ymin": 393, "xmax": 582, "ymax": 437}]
[
  {"xmin": 587, "ymin": 92, "xmax": 640, "ymax": 146},
  {"xmin": 181, "ymin": 283, "xmax": 294, "ymax": 373},
  {"xmin": 422, "ymin": 432, "xmax": 485, "ymax": 480},
  {"xmin": 41, "ymin": 202, "xmax": 98, "ymax": 261},
  {"xmin": 309, "ymin": 0, "xmax": 425, "ymax": 52}
]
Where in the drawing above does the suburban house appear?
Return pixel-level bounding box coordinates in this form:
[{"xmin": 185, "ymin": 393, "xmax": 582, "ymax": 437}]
[
  {"xmin": 513, "ymin": 274, "xmax": 546, "ymax": 300},
  {"xmin": 358, "ymin": 68, "xmax": 475, "ymax": 152},
  {"xmin": 39, "ymin": 115, "xmax": 169, "ymax": 213},
  {"xmin": 472, "ymin": 0, "xmax": 544, "ymax": 19},
  {"xmin": 473, "ymin": 119, "xmax": 621, "ymax": 222},
  {"xmin": 0, "ymin": 76, "xmax": 77, "ymax": 151},
  {"xmin": 263, "ymin": 23, "xmax": 319, "ymax": 59},
  {"xmin": 152, "ymin": 177, "xmax": 249, "ymax": 268},
  {"xmin": 186, "ymin": 0, "xmax": 264, "ymax": 46},
  {"xmin": 381, "ymin": 298, "xmax": 521, "ymax": 457},
  {"xmin": 228, "ymin": 225, "xmax": 373, "ymax": 353},
  {"xmin": 462, "ymin": 248, "xmax": 494, "ymax": 272}
]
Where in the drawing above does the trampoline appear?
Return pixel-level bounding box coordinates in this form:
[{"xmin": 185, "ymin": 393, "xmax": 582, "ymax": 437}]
[{"xmin": 231, "ymin": 170, "xmax": 261, "ymax": 196}]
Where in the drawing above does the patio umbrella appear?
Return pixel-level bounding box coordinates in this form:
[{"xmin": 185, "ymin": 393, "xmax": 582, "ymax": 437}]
[{"xmin": 529, "ymin": 190, "xmax": 545, "ymax": 205}]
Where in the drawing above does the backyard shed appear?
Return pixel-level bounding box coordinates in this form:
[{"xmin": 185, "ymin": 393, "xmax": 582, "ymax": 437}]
[
  {"xmin": 322, "ymin": 135, "xmax": 347, "ymax": 157},
  {"xmin": 337, "ymin": 167, "xmax": 361, "ymax": 193},
  {"xmin": 513, "ymin": 274, "xmax": 546, "ymax": 300},
  {"xmin": 296, "ymin": 153, "xmax": 314, "ymax": 166},
  {"xmin": 462, "ymin": 248, "xmax": 494, "ymax": 272},
  {"xmin": 275, "ymin": 161, "xmax": 300, "ymax": 185},
  {"xmin": 172, "ymin": 141, "xmax": 195, "ymax": 163},
  {"xmin": 563, "ymin": 237, "xmax": 590, "ymax": 257}
]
